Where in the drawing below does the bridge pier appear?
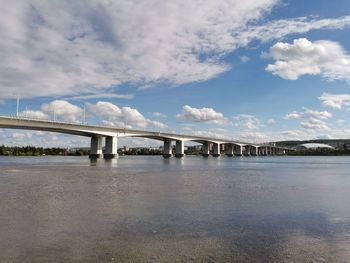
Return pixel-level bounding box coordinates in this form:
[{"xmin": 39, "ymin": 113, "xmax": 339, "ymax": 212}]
[
  {"xmin": 212, "ymin": 143, "xmax": 220, "ymax": 157},
  {"xmin": 225, "ymin": 144, "xmax": 234, "ymax": 157},
  {"xmin": 89, "ymin": 136, "xmax": 103, "ymax": 159},
  {"xmin": 251, "ymin": 146, "xmax": 259, "ymax": 156},
  {"xmin": 262, "ymin": 147, "xmax": 268, "ymax": 156},
  {"xmin": 104, "ymin": 136, "xmax": 118, "ymax": 159},
  {"xmin": 202, "ymin": 142, "xmax": 210, "ymax": 157},
  {"xmin": 163, "ymin": 139, "xmax": 172, "ymax": 158},
  {"xmin": 175, "ymin": 140, "xmax": 184, "ymax": 157},
  {"xmin": 243, "ymin": 146, "xmax": 250, "ymax": 156},
  {"xmin": 235, "ymin": 145, "xmax": 243, "ymax": 156}
]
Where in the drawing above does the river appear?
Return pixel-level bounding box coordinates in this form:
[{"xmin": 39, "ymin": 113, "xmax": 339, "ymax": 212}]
[{"xmin": 0, "ymin": 156, "xmax": 350, "ymax": 262}]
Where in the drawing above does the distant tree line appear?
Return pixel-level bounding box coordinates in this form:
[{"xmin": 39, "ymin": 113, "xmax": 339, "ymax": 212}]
[
  {"xmin": 288, "ymin": 148, "xmax": 350, "ymax": 156},
  {"xmin": 120, "ymin": 148, "xmax": 162, "ymax": 155},
  {"xmin": 0, "ymin": 145, "xmax": 89, "ymax": 156}
]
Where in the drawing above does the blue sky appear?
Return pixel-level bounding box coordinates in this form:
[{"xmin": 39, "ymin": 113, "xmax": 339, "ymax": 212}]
[{"xmin": 0, "ymin": 0, "xmax": 350, "ymax": 147}]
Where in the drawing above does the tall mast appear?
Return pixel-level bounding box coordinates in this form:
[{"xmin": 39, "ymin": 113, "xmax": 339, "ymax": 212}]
[
  {"xmin": 83, "ymin": 104, "xmax": 86, "ymax": 123},
  {"xmin": 16, "ymin": 96, "xmax": 19, "ymax": 117}
]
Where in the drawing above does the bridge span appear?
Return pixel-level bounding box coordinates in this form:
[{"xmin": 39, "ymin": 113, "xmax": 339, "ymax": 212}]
[{"xmin": 0, "ymin": 116, "xmax": 293, "ymax": 158}]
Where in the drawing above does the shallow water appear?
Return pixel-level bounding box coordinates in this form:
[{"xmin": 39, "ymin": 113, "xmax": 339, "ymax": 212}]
[{"xmin": 0, "ymin": 156, "xmax": 350, "ymax": 262}]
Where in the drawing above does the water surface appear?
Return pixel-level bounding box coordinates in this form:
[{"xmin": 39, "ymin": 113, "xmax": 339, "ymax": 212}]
[{"xmin": 1, "ymin": 156, "xmax": 350, "ymax": 262}]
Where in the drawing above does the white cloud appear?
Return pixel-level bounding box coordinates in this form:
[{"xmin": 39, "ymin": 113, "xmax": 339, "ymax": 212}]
[
  {"xmin": 284, "ymin": 108, "xmax": 332, "ymax": 120},
  {"xmin": 18, "ymin": 100, "xmax": 84, "ymax": 122},
  {"xmin": 148, "ymin": 120, "xmax": 168, "ymax": 129},
  {"xmin": 19, "ymin": 110, "xmax": 49, "ymax": 119},
  {"xmin": 284, "ymin": 111, "xmax": 302, "ymax": 119},
  {"xmin": 336, "ymin": 119, "xmax": 345, "ymax": 125},
  {"xmin": 41, "ymin": 100, "xmax": 83, "ymax": 122},
  {"xmin": 265, "ymin": 38, "xmax": 350, "ymax": 83},
  {"xmin": 318, "ymin": 93, "xmax": 350, "ymax": 109},
  {"xmin": 303, "ymin": 108, "xmax": 332, "ymax": 120},
  {"xmin": 267, "ymin": 118, "xmax": 276, "ymax": 125},
  {"xmin": 180, "ymin": 126, "xmax": 232, "ymax": 140},
  {"xmin": 284, "ymin": 107, "xmax": 332, "ymax": 131},
  {"xmin": 233, "ymin": 114, "xmax": 261, "ymax": 130},
  {"xmin": 87, "ymin": 101, "xmax": 147, "ymax": 128},
  {"xmin": 67, "ymin": 93, "xmax": 134, "ymax": 100},
  {"xmin": 239, "ymin": 16, "xmax": 350, "ymax": 45},
  {"xmin": 240, "ymin": 56, "xmax": 250, "ymax": 63},
  {"xmin": 1, "ymin": 1, "xmax": 350, "ymax": 99},
  {"xmin": 152, "ymin": 112, "xmax": 167, "ymax": 118},
  {"xmin": 176, "ymin": 105, "xmax": 231, "ymax": 125},
  {"xmin": 300, "ymin": 118, "xmax": 329, "ymax": 130},
  {"xmin": 87, "ymin": 101, "xmax": 167, "ymax": 129},
  {"xmin": 1, "ymin": 130, "xmax": 90, "ymax": 147}
]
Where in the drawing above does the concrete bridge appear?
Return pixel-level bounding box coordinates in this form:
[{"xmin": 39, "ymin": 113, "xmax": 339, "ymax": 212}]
[{"xmin": 0, "ymin": 116, "xmax": 293, "ymax": 158}]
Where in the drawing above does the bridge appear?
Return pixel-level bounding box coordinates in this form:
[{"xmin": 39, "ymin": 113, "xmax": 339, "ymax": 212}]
[{"xmin": 0, "ymin": 116, "xmax": 293, "ymax": 158}]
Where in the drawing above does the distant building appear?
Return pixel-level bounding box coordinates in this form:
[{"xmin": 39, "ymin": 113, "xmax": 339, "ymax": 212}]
[{"xmin": 293, "ymin": 143, "xmax": 334, "ymax": 150}]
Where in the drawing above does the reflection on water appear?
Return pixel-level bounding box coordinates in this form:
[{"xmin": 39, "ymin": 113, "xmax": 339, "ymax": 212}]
[{"xmin": 1, "ymin": 156, "xmax": 350, "ymax": 262}]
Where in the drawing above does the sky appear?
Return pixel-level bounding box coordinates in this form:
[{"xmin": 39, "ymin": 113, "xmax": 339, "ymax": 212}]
[{"xmin": 1, "ymin": 0, "xmax": 350, "ymax": 147}]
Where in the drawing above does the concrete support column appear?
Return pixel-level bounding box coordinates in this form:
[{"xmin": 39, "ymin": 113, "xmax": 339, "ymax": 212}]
[
  {"xmin": 175, "ymin": 140, "xmax": 185, "ymax": 158},
  {"xmin": 104, "ymin": 136, "xmax": 118, "ymax": 159},
  {"xmin": 89, "ymin": 136, "xmax": 103, "ymax": 159},
  {"xmin": 225, "ymin": 144, "xmax": 234, "ymax": 157},
  {"xmin": 251, "ymin": 146, "xmax": 258, "ymax": 156},
  {"xmin": 235, "ymin": 145, "xmax": 243, "ymax": 156},
  {"xmin": 212, "ymin": 143, "xmax": 220, "ymax": 157},
  {"xmin": 163, "ymin": 139, "xmax": 172, "ymax": 158},
  {"xmin": 244, "ymin": 146, "xmax": 250, "ymax": 156},
  {"xmin": 202, "ymin": 141, "xmax": 210, "ymax": 157}
]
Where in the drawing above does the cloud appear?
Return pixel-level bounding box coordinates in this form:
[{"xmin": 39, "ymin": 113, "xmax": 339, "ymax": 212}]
[
  {"xmin": 2, "ymin": 1, "xmax": 350, "ymax": 99},
  {"xmin": 318, "ymin": 93, "xmax": 350, "ymax": 109},
  {"xmin": 300, "ymin": 118, "xmax": 329, "ymax": 130},
  {"xmin": 41, "ymin": 100, "xmax": 84, "ymax": 122},
  {"xmin": 239, "ymin": 16, "xmax": 350, "ymax": 45},
  {"xmin": 87, "ymin": 101, "xmax": 147, "ymax": 128},
  {"xmin": 336, "ymin": 119, "xmax": 345, "ymax": 125},
  {"xmin": 176, "ymin": 105, "xmax": 231, "ymax": 125},
  {"xmin": 267, "ymin": 118, "xmax": 276, "ymax": 125},
  {"xmin": 86, "ymin": 101, "xmax": 167, "ymax": 129},
  {"xmin": 148, "ymin": 120, "xmax": 168, "ymax": 129},
  {"xmin": 67, "ymin": 93, "xmax": 134, "ymax": 100},
  {"xmin": 233, "ymin": 114, "xmax": 261, "ymax": 130},
  {"xmin": 284, "ymin": 108, "xmax": 332, "ymax": 120},
  {"xmin": 19, "ymin": 110, "xmax": 49, "ymax": 119},
  {"xmin": 1, "ymin": 130, "xmax": 90, "ymax": 147},
  {"xmin": 284, "ymin": 107, "xmax": 332, "ymax": 131},
  {"xmin": 18, "ymin": 100, "xmax": 84, "ymax": 122},
  {"xmin": 284, "ymin": 111, "xmax": 301, "ymax": 119},
  {"xmin": 179, "ymin": 126, "xmax": 232, "ymax": 140},
  {"xmin": 265, "ymin": 38, "xmax": 350, "ymax": 83},
  {"xmin": 152, "ymin": 112, "xmax": 167, "ymax": 118},
  {"xmin": 240, "ymin": 56, "xmax": 250, "ymax": 63}
]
